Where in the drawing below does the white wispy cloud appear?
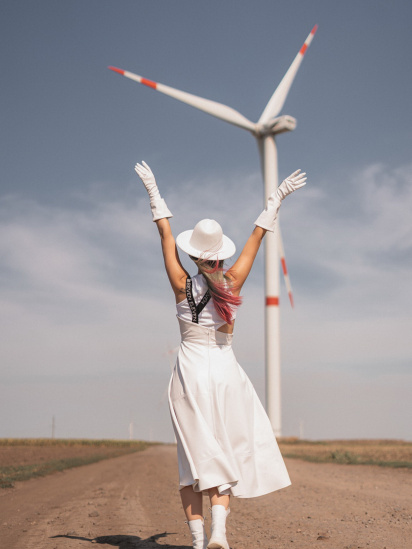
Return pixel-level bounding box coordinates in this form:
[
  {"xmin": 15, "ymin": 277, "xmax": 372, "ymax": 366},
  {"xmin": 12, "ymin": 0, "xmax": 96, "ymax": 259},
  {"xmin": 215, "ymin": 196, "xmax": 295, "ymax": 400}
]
[
  {"xmin": 279, "ymin": 162, "xmax": 412, "ymax": 376},
  {"xmin": 1, "ymin": 162, "xmax": 411, "ymax": 439}
]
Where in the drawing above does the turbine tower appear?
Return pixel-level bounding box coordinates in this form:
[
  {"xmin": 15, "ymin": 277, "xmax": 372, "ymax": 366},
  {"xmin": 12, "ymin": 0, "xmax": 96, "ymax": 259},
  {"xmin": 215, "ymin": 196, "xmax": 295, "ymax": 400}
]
[{"xmin": 109, "ymin": 25, "xmax": 317, "ymax": 436}]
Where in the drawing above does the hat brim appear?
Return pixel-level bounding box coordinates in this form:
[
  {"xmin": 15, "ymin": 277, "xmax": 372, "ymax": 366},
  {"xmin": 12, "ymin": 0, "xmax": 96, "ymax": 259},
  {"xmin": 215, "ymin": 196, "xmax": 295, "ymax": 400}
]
[{"xmin": 176, "ymin": 229, "xmax": 236, "ymax": 260}]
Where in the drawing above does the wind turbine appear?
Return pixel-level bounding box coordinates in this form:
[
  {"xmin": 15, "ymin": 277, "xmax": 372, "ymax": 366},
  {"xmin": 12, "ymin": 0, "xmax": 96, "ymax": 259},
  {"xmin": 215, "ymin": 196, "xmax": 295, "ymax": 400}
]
[{"xmin": 109, "ymin": 25, "xmax": 317, "ymax": 436}]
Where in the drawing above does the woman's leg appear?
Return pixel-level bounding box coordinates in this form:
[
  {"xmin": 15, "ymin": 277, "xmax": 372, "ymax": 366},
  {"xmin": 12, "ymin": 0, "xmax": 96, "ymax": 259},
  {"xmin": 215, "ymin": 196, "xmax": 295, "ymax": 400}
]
[
  {"xmin": 208, "ymin": 488, "xmax": 230, "ymax": 549},
  {"xmin": 208, "ymin": 487, "xmax": 230, "ymax": 509},
  {"xmin": 180, "ymin": 485, "xmax": 203, "ymax": 521},
  {"xmin": 181, "ymin": 486, "xmax": 208, "ymax": 548}
]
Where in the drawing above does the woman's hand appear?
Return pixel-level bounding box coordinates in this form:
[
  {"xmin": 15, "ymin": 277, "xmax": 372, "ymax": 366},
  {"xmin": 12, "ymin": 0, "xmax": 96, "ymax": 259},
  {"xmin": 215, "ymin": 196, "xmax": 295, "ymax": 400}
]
[
  {"xmin": 276, "ymin": 169, "xmax": 307, "ymax": 201},
  {"xmin": 134, "ymin": 161, "xmax": 161, "ymax": 201},
  {"xmin": 254, "ymin": 169, "xmax": 307, "ymax": 232},
  {"xmin": 134, "ymin": 160, "xmax": 172, "ymax": 222}
]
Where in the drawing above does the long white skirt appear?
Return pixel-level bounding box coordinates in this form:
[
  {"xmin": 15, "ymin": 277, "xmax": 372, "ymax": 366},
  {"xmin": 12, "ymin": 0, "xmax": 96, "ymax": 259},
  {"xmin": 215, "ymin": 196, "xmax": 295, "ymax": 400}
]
[{"xmin": 168, "ymin": 317, "xmax": 291, "ymax": 498}]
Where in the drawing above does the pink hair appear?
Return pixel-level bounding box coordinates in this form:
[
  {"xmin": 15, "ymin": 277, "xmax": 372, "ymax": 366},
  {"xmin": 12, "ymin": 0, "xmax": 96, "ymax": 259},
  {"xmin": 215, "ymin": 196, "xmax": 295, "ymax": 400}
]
[{"xmin": 195, "ymin": 258, "xmax": 242, "ymax": 325}]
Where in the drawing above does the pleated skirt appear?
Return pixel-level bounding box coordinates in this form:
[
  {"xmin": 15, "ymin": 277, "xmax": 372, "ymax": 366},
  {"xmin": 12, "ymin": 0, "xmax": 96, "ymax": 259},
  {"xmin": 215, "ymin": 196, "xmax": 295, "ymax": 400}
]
[{"xmin": 168, "ymin": 317, "xmax": 291, "ymax": 498}]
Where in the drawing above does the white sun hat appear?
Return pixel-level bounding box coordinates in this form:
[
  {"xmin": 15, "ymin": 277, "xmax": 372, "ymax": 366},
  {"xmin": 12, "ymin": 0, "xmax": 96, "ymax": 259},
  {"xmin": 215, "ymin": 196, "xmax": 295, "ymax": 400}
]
[{"xmin": 176, "ymin": 219, "xmax": 236, "ymax": 260}]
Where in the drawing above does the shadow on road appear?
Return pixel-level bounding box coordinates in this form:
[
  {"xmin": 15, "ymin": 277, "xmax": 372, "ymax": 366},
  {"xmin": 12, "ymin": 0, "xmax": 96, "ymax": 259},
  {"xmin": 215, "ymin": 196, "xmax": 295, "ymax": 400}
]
[{"xmin": 51, "ymin": 532, "xmax": 191, "ymax": 549}]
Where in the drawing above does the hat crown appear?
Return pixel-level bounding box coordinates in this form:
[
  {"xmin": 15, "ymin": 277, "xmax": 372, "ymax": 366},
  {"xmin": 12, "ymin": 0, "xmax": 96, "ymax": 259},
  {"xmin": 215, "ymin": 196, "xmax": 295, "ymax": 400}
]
[
  {"xmin": 175, "ymin": 219, "xmax": 235, "ymax": 260},
  {"xmin": 189, "ymin": 219, "xmax": 223, "ymax": 255}
]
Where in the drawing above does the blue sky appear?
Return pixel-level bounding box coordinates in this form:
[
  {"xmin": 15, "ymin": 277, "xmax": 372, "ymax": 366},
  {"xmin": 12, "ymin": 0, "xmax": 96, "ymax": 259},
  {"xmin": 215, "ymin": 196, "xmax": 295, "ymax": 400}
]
[{"xmin": 1, "ymin": 1, "xmax": 411, "ymax": 442}]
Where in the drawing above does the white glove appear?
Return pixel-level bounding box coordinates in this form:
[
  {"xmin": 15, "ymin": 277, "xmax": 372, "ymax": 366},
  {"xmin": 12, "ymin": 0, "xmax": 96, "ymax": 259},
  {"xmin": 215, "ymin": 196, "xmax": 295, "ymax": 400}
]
[
  {"xmin": 254, "ymin": 169, "xmax": 307, "ymax": 232},
  {"xmin": 134, "ymin": 161, "xmax": 173, "ymax": 221},
  {"xmin": 134, "ymin": 161, "xmax": 160, "ymax": 200},
  {"xmin": 276, "ymin": 169, "xmax": 307, "ymax": 201}
]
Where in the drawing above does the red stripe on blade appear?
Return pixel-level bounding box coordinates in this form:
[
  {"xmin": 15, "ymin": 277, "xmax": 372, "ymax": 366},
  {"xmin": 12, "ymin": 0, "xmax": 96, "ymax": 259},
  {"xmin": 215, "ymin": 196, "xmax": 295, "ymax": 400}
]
[
  {"xmin": 300, "ymin": 43, "xmax": 308, "ymax": 55},
  {"xmin": 281, "ymin": 257, "xmax": 288, "ymax": 275},
  {"xmin": 108, "ymin": 66, "xmax": 125, "ymax": 75},
  {"xmin": 288, "ymin": 292, "xmax": 294, "ymax": 308},
  {"xmin": 266, "ymin": 296, "xmax": 279, "ymax": 306},
  {"xmin": 311, "ymin": 24, "xmax": 318, "ymax": 35},
  {"xmin": 141, "ymin": 78, "xmax": 157, "ymax": 89}
]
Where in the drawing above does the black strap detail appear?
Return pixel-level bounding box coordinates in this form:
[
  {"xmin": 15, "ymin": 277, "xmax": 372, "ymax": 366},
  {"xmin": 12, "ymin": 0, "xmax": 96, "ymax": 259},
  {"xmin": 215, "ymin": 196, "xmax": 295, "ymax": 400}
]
[
  {"xmin": 196, "ymin": 289, "xmax": 211, "ymax": 317},
  {"xmin": 186, "ymin": 276, "xmax": 211, "ymax": 324},
  {"xmin": 186, "ymin": 276, "xmax": 198, "ymax": 323}
]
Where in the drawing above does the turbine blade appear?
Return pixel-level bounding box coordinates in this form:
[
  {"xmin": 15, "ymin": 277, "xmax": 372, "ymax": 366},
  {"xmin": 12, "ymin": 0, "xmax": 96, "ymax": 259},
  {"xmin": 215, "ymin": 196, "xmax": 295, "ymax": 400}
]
[
  {"xmin": 258, "ymin": 25, "xmax": 318, "ymax": 126},
  {"xmin": 277, "ymin": 226, "xmax": 294, "ymax": 308},
  {"xmin": 108, "ymin": 66, "xmax": 256, "ymax": 132}
]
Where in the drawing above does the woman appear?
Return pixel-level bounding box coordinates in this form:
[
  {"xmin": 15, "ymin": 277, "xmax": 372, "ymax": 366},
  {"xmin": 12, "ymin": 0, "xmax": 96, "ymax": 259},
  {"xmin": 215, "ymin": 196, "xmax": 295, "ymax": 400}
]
[{"xmin": 135, "ymin": 161, "xmax": 306, "ymax": 549}]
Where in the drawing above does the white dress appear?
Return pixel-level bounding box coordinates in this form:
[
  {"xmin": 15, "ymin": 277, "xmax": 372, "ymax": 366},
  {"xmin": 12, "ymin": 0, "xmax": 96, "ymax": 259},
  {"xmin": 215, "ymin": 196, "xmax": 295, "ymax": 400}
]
[{"xmin": 168, "ymin": 274, "xmax": 291, "ymax": 498}]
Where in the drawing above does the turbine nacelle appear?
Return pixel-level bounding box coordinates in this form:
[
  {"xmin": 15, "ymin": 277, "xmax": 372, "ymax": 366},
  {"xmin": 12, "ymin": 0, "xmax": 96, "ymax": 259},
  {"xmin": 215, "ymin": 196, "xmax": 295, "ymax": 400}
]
[{"xmin": 256, "ymin": 115, "xmax": 297, "ymax": 137}]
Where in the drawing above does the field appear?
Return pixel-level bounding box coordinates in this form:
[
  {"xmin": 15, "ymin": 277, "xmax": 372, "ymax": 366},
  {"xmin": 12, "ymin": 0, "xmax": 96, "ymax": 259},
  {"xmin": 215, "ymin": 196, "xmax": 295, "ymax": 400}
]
[
  {"xmin": 0, "ymin": 438, "xmax": 151, "ymax": 488},
  {"xmin": 1, "ymin": 437, "xmax": 410, "ymax": 489},
  {"xmin": 278, "ymin": 437, "xmax": 412, "ymax": 468}
]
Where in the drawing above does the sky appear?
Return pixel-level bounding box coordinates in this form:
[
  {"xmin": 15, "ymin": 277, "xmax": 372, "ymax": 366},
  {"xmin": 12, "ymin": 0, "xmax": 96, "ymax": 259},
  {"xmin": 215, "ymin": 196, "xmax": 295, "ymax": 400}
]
[{"xmin": 1, "ymin": 0, "xmax": 411, "ymax": 443}]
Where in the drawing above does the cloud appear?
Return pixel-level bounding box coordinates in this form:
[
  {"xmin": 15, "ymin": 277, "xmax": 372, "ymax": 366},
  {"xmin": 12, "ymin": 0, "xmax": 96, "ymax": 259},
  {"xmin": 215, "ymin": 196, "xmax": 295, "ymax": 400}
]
[
  {"xmin": 0, "ymin": 190, "xmax": 173, "ymax": 379},
  {"xmin": 284, "ymin": 163, "xmax": 412, "ymax": 308},
  {"xmin": 1, "ymin": 162, "xmax": 411, "ymax": 439},
  {"xmin": 278, "ymin": 162, "xmax": 412, "ymax": 385}
]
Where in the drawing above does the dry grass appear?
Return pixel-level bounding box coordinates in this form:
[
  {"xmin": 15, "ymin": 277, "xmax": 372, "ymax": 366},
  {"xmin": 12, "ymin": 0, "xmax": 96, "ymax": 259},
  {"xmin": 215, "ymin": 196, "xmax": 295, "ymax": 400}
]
[
  {"xmin": 0, "ymin": 438, "xmax": 152, "ymax": 488},
  {"xmin": 0, "ymin": 438, "xmax": 151, "ymax": 448},
  {"xmin": 278, "ymin": 438, "xmax": 412, "ymax": 468}
]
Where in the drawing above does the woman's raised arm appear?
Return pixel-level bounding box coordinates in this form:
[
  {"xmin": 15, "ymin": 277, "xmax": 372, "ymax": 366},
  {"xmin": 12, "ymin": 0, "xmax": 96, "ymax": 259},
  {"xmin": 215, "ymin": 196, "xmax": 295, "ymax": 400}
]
[
  {"xmin": 135, "ymin": 161, "xmax": 187, "ymax": 299},
  {"xmin": 226, "ymin": 169, "xmax": 307, "ymax": 292},
  {"xmin": 155, "ymin": 218, "xmax": 188, "ymax": 298},
  {"xmin": 226, "ymin": 227, "xmax": 266, "ymax": 293}
]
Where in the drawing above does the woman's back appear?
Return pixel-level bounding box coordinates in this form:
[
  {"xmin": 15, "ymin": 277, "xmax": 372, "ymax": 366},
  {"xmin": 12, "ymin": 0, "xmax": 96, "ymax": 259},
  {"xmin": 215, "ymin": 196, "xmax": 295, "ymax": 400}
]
[{"xmin": 176, "ymin": 273, "xmax": 237, "ymax": 332}]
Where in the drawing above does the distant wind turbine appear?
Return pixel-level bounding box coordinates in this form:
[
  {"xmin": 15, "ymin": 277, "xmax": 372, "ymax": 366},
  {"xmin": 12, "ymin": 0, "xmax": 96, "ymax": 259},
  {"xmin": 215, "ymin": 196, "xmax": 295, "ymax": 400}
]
[{"xmin": 109, "ymin": 25, "xmax": 317, "ymax": 436}]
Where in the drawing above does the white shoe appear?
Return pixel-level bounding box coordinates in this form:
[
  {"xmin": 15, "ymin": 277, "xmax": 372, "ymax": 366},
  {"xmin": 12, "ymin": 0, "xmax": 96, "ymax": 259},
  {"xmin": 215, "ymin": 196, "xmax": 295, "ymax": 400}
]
[
  {"xmin": 207, "ymin": 505, "xmax": 230, "ymax": 549},
  {"xmin": 187, "ymin": 517, "xmax": 209, "ymax": 549}
]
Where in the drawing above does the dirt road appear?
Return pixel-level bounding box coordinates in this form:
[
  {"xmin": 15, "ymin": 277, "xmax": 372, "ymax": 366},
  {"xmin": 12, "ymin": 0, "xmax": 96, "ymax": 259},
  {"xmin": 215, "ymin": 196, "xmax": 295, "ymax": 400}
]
[{"xmin": 0, "ymin": 444, "xmax": 410, "ymax": 549}]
